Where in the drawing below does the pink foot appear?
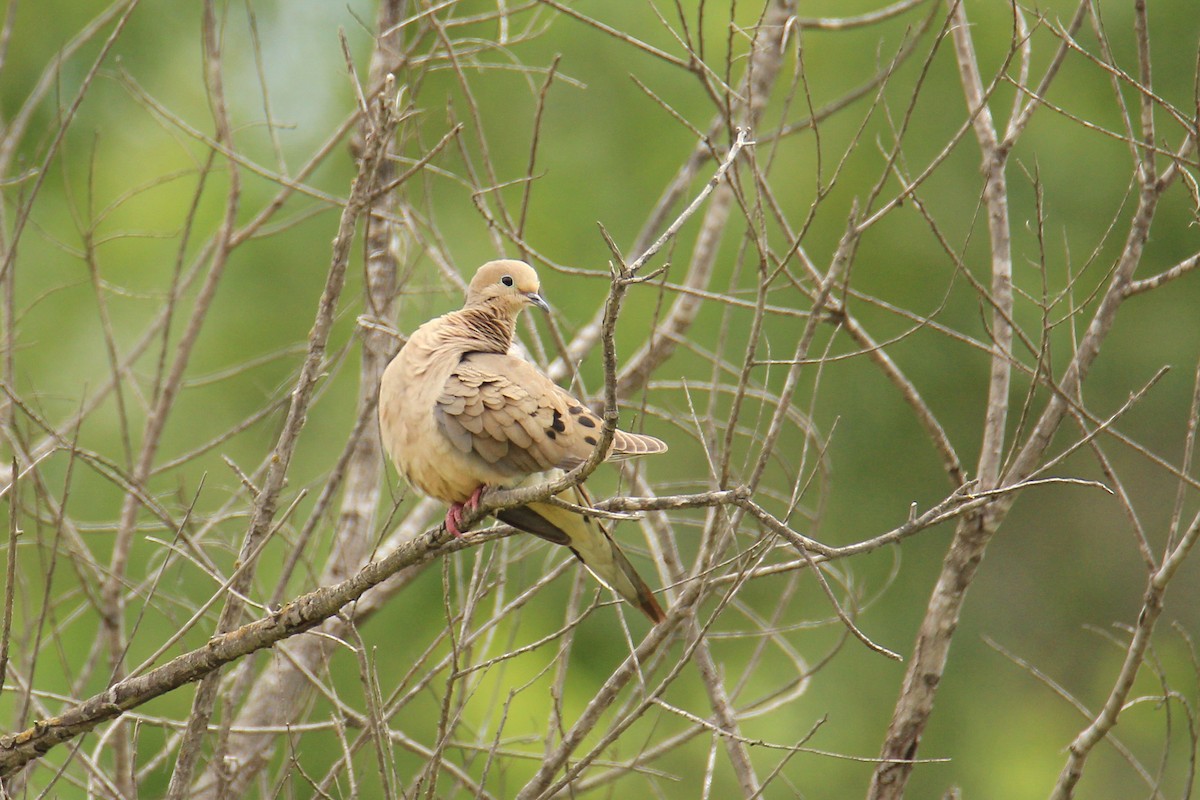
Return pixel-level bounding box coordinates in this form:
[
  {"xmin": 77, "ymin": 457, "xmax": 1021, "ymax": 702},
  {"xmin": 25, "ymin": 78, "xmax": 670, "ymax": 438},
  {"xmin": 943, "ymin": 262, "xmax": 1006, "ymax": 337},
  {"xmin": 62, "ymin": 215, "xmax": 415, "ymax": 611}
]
[
  {"xmin": 464, "ymin": 485, "xmax": 486, "ymax": 514},
  {"xmin": 444, "ymin": 504, "xmax": 467, "ymax": 538},
  {"xmin": 444, "ymin": 486, "xmax": 488, "ymax": 538}
]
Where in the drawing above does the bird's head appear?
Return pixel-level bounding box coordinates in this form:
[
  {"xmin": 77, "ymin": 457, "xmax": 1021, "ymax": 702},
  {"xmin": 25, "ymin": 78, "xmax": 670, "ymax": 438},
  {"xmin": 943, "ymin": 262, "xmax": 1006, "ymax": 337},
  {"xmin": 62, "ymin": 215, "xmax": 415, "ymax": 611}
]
[{"xmin": 465, "ymin": 259, "xmax": 550, "ymax": 315}]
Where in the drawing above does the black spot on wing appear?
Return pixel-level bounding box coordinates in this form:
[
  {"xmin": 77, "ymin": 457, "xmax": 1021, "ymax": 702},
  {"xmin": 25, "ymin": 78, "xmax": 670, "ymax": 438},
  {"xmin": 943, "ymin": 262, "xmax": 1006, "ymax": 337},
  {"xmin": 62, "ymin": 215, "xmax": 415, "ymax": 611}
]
[
  {"xmin": 546, "ymin": 409, "xmax": 566, "ymax": 440},
  {"xmin": 578, "ymin": 415, "xmax": 597, "ymax": 429}
]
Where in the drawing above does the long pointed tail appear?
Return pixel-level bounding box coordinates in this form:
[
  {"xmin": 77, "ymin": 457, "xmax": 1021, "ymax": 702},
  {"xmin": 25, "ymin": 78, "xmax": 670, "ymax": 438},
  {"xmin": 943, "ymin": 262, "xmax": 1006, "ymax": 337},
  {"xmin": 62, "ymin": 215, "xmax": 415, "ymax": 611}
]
[{"xmin": 496, "ymin": 484, "xmax": 666, "ymax": 624}]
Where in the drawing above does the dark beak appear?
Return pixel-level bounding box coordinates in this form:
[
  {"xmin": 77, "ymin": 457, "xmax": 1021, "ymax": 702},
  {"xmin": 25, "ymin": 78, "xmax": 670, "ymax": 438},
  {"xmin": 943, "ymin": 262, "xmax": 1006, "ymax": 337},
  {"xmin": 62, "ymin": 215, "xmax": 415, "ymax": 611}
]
[{"xmin": 525, "ymin": 291, "xmax": 550, "ymax": 313}]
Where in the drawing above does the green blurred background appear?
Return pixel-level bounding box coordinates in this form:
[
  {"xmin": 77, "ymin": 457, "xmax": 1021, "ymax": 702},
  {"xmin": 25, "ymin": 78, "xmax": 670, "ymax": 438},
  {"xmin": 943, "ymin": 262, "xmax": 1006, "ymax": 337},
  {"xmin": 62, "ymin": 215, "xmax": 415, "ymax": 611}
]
[{"xmin": 3, "ymin": 0, "xmax": 1200, "ymax": 797}]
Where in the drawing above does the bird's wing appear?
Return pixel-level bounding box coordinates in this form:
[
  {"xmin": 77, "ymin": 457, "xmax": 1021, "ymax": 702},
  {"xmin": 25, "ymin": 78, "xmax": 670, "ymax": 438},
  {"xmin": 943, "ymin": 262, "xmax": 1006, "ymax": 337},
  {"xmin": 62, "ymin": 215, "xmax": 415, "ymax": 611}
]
[{"xmin": 434, "ymin": 351, "xmax": 666, "ymax": 477}]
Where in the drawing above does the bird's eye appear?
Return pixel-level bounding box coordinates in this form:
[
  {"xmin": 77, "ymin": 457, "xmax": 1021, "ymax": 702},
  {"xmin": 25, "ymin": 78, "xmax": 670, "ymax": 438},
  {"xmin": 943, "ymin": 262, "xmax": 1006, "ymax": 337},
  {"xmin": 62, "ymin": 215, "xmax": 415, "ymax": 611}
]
[{"xmin": 501, "ymin": 275, "xmax": 514, "ymax": 287}]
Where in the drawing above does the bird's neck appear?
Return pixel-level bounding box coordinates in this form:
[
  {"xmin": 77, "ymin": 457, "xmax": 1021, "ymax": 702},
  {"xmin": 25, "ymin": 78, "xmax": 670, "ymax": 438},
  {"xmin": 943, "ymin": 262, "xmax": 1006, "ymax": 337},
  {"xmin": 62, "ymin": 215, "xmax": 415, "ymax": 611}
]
[{"xmin": 445, "ymin": 303, "xmax": 516, "ymax": 354}]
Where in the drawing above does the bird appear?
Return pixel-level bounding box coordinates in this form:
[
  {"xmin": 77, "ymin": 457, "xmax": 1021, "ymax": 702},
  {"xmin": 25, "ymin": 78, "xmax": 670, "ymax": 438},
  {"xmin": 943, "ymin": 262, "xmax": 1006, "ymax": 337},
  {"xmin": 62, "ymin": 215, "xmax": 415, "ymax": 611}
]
[{"xmin": 378, "ymin": 259, "xmax": 669, "ymax": 623}]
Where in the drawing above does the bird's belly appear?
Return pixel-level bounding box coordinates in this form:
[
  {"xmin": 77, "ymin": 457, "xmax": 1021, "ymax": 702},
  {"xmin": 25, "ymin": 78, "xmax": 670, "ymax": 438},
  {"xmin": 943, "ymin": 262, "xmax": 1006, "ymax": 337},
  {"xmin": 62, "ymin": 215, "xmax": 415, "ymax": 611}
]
[
  {"xmin": 392, "ymin": 411, "xmax": 511, "ymax": 505},
  {"xmin": 379, "ymin": 345, "xmax": 525, "ymax": 506}
]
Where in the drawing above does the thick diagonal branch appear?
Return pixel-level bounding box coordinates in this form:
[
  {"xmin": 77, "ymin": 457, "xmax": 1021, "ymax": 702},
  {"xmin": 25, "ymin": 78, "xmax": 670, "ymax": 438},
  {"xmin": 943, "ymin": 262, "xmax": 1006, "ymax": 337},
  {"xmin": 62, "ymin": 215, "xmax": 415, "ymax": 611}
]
[{"xmin": 0, "ymin": 516, "xmax": 457, "ymax": 777}]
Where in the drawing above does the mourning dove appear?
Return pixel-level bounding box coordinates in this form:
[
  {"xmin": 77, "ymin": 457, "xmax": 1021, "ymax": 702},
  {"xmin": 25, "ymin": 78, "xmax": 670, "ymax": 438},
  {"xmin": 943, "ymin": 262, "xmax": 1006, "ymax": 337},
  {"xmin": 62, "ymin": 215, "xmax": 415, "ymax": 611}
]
[{"xmin": 379, "ymin": 260, "xmax": 669, "ymax": 623}]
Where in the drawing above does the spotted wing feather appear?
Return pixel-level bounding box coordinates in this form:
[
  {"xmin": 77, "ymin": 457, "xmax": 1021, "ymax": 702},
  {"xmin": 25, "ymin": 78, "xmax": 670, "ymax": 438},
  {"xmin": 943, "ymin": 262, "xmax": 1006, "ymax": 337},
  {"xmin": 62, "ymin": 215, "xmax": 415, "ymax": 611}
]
[{"xmin": 434, "ymin": 352, "xmax": 665, "ymax": 478}]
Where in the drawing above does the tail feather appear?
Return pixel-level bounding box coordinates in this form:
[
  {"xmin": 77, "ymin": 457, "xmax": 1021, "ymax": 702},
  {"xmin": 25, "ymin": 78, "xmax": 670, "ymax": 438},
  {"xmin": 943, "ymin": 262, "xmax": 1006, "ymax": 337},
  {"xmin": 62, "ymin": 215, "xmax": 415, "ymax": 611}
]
[
  {"xmin": 610, "ymin": 430, "xmax": 668, "ymax": 460},
  {"xmin": 495, "ymin": 484, "xmax": 666, "ymax": 624}
]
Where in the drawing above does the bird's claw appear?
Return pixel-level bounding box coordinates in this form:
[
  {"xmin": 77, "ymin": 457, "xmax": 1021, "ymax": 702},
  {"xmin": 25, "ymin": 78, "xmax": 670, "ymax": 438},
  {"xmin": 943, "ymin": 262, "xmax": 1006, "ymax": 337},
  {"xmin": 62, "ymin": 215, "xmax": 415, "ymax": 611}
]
[
  {"xmin": 445, "ymin": 486, "xmax": 488, "ymax": 538},
  {"xmin": 465, "ymin": 485, "xmax": 486, "ymax": 514},
  {"xmin": 445, "ymin": 504, "xmax": 466, "ymax": 538}
]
